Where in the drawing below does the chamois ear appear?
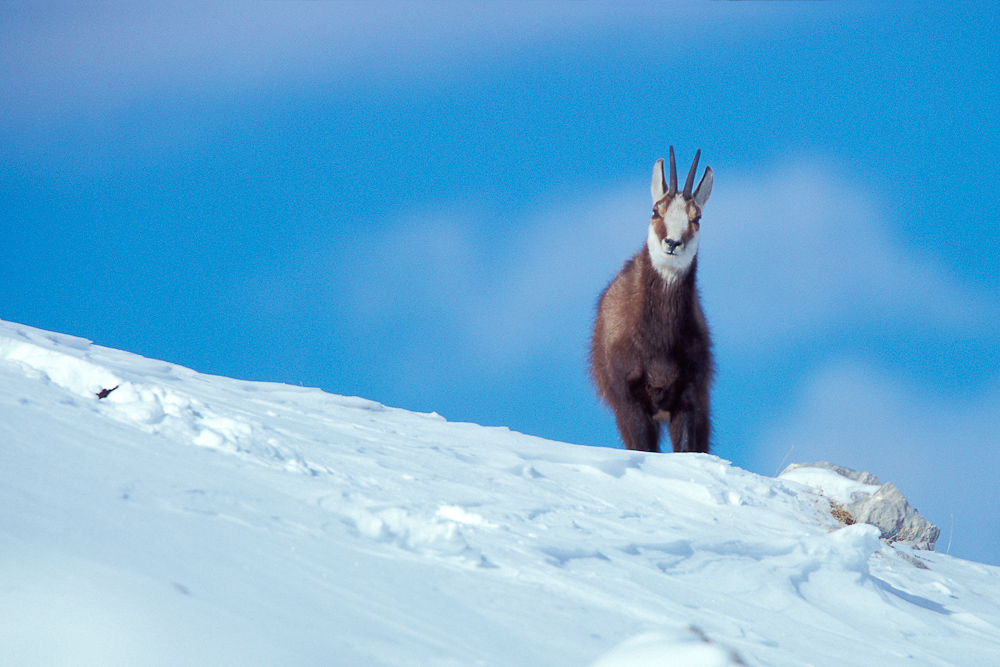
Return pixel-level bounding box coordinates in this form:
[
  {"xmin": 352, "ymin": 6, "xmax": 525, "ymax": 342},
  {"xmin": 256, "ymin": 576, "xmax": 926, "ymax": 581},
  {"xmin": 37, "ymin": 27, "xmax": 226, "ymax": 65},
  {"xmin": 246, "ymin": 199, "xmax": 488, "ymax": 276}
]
[
  {"xmin": 693, "ymin": 166, "xmax": 713, "ymax": 208},
  {"xmin": 651, "ymin": 159, "xmax": 667, "ymax": 204}
]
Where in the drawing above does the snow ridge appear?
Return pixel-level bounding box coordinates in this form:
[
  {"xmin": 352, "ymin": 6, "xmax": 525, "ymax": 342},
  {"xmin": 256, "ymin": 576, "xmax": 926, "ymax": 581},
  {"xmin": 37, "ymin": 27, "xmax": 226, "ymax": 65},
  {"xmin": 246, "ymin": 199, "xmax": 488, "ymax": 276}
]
[{"xmin": 2, "ymin": 319, "xmax": 1000, "ymax": 667}]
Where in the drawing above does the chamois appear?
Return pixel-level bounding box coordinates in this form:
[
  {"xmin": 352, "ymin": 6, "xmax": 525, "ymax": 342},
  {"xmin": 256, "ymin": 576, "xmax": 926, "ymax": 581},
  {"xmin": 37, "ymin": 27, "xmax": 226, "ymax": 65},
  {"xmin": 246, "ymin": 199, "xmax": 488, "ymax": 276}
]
[{"xmin": 590, "ymin": 148, "xmax": 714, "ymax": 453}]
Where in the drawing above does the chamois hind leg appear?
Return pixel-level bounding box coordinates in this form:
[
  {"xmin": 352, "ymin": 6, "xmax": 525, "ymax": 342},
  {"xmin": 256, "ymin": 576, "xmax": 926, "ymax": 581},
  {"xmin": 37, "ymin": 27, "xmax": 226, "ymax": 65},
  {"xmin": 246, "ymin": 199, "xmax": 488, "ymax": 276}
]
[{"xmin": 615, "ymin": 403, "xmax": 661, "ymax": 452}]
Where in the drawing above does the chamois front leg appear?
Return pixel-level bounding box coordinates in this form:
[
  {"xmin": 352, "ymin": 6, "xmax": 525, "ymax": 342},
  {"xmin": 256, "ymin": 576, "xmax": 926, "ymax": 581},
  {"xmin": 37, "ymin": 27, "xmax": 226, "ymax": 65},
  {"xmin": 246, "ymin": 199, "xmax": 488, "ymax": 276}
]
[
  {"xmin": 616, "ymin": 404, "xmax": 661, "ymax": 452},
  {"xmin": 668, "ymin": 384, "xmax": 710, "ymax": 453},
  {"xmin": 616, "ymin": 375, "xmax": 662, "ymax": 452}
]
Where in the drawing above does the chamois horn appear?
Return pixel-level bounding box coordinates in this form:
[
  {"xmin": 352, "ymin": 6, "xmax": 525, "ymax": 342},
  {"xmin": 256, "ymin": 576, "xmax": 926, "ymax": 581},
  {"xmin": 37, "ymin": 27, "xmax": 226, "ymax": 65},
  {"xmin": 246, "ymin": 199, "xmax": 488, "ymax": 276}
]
[
  {"xmin": 683, "ymin": 149, "xmax": 701, "ymax": 200},
  {"xmin": 668, "ymin": 146, "xmax": 678, "ymax": 198}
]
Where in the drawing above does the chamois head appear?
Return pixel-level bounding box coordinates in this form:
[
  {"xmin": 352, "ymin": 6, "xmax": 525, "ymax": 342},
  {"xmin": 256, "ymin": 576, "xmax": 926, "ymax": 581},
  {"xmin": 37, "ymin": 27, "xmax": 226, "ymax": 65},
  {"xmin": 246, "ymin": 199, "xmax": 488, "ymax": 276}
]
[{"xmin": 648, "ymin": 147, "xmax": 713, "ymax": 282}]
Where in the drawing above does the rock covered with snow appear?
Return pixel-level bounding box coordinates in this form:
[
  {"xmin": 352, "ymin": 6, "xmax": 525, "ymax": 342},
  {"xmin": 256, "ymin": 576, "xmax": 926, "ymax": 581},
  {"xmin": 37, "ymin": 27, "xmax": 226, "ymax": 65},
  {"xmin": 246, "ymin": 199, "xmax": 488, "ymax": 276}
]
[{"xmin": 780, "ymin": 462, "xmax": 941, "ymax": 550}]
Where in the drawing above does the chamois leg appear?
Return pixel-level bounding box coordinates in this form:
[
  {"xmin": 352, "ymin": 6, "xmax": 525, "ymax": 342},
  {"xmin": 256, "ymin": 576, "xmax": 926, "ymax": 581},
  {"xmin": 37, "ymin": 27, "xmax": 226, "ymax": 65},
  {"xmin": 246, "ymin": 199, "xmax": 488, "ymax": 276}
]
[
  {"xmin": 615, "ymin": 403, "xmax": 661, "ymax": 452},
  {"xmin": 669, "ymin": 404, "xmax": 709, "ymax": 453}
]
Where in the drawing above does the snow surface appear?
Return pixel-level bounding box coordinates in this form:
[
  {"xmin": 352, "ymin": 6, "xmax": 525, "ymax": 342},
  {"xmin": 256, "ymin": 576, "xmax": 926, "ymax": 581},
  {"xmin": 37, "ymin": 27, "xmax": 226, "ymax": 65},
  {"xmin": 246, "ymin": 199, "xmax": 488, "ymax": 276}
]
[
  {"xmin": 778, "ymin": 467, "xmax": 882, "ymax": 507},
  {"xmin": 2, "ymin": 318, "xmax": 1000, "ymax": 667}
]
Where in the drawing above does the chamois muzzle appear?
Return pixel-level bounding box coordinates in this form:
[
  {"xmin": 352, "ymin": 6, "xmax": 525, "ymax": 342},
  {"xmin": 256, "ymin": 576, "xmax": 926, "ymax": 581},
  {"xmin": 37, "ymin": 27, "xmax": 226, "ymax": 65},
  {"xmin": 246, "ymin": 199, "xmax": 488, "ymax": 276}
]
[{"xmin": 663, "ymin": 239, "xmax": 682, "ymax": 254}]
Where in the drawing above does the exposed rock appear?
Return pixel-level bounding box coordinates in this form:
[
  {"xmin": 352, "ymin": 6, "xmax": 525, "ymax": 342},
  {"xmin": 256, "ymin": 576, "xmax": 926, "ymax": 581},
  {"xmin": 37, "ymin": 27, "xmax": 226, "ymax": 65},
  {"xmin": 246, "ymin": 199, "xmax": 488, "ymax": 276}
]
[
  {"xmin": 847, "ymin": 481, "xmax": 940, "ymax": 550},
  {"xmin": 780, "ymin": 462, "xmax": 940, "ymax": 550}
]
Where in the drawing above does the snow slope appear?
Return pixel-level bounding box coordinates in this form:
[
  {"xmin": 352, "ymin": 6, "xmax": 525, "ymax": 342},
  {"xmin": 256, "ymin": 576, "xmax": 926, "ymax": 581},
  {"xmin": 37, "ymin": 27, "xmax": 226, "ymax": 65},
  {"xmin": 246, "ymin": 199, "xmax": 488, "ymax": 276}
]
[{"xmin": 2, "ymin": 319, "xmax": 999, "ymax": 666}]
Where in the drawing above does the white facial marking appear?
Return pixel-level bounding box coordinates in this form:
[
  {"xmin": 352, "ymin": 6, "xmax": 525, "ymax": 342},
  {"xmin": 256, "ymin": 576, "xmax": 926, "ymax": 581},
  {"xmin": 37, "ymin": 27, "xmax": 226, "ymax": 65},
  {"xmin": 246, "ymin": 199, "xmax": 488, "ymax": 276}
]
[{"xmin": 647, "ymin": 197, "xmax": 698, "ymax": 283}]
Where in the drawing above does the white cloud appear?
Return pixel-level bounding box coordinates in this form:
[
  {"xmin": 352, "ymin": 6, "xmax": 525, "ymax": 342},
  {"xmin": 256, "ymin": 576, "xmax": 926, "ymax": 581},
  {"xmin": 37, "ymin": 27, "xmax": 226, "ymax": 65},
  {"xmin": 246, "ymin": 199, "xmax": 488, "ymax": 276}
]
[
  {"xmin": 0, "ymin": 2, "xmax": 614, "ymax": 118},
  {"xmin": 465, "ymin": 188, "xmax": 649, "ymax": 365},
  {"xmin": 332, "ymin": 185, "xmax": 648, "ymax": 378},
  {"xmin": 700, "ymin": 160, "xmax": 998, "ymax": 354},
  {"xmin": 1, "ymin": 1, "xmax": 818, "ymax": 121}
]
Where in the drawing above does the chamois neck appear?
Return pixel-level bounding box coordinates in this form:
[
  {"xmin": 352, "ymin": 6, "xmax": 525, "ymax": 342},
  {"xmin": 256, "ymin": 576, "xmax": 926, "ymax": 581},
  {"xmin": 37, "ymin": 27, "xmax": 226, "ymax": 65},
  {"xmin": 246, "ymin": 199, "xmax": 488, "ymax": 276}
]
[{"xmin": 643, "ymin": 242, "xmax": 697, "ymax": 287}]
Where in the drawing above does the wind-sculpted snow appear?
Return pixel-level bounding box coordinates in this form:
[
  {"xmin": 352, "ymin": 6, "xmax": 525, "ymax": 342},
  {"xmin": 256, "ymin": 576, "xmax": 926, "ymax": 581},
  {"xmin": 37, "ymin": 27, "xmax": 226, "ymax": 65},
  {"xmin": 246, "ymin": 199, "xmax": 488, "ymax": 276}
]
[{"xmin": 2, "ymin": 318, "xmax": 999, "ymax": 666}]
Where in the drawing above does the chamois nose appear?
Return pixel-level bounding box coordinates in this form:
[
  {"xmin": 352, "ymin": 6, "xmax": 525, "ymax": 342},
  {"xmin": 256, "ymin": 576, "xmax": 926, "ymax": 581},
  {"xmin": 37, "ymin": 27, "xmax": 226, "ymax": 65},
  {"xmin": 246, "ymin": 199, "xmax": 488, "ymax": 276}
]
[{"xmin": 664, "ymin": 239, "xmax": 682, "ymax": 254}]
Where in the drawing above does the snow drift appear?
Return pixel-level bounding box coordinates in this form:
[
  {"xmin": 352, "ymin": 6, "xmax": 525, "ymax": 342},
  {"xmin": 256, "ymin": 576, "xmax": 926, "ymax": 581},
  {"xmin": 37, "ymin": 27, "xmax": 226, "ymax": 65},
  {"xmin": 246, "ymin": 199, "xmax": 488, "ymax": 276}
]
[{"xmin": 1, "ymin": 319, "xmax": 999, "ymax": 666}]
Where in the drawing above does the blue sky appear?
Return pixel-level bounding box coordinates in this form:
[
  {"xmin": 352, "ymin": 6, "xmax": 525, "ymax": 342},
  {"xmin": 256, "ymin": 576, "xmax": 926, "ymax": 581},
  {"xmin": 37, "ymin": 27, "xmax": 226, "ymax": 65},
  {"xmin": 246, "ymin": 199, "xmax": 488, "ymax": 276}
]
[{"xmin": 3, "ymin": 1, "xmax": 999, "ymax": 565}]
